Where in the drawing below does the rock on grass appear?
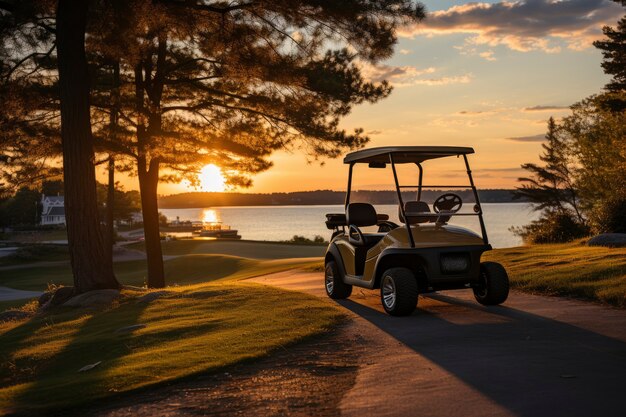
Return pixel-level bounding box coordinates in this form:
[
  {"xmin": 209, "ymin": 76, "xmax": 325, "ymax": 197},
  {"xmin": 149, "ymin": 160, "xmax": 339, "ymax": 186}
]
[{"xmin": 588, "ymin": 233, "xmax": 626, "ymax": 248}]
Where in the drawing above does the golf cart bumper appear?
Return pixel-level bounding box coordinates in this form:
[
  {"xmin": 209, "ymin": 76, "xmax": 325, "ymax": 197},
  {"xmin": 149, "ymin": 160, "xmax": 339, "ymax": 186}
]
[{"xmin": 376, "ymin": 244, "xmax": 491, "ymax": 290}]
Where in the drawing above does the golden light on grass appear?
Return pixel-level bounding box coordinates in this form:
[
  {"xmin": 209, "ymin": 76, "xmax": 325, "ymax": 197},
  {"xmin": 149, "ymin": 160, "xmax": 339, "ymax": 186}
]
[{"xmin": 199, "ymin": 164, "xmax": 226, "ymax": 192}]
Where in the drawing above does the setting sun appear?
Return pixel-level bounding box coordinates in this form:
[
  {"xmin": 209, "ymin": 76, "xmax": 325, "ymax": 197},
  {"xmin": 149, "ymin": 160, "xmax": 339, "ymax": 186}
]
[{"xmin": 199, "ymin": 164, "xmax": 226, "ymax": 192}]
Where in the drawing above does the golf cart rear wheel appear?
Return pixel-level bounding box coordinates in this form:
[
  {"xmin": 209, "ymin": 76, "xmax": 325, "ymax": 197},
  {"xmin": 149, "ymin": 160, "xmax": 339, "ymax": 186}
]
[
  {"xmin": 325, "ymin": 260, "xmax": 352, "ymax": 299},
  {"xmin": 380, "ymin": 268, "xmax": 418, "ymax": 316},
  {"xmin": 473, "ymin": 262, "xmax": 509, "ymax": 305}
]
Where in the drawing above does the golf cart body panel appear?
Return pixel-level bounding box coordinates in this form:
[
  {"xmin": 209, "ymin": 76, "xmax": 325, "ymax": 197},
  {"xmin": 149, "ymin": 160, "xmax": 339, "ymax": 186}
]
[
  {"xmin": 326, "ymin": 227, "xmax": 488, "ymax": 290},
  {"xmin": 324, "ymin": 145, "xmax": 509, "ymax": 315}
]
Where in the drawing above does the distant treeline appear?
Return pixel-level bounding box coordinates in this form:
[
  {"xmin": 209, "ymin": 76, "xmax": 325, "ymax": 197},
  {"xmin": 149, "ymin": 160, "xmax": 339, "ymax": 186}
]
[{"xmin": 158, "ymin": 189, "xmax": 526, "ymax": 208}]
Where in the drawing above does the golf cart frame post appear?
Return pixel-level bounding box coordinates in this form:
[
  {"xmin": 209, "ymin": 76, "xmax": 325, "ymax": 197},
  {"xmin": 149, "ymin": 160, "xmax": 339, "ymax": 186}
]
[{"xmin": 343, "ymin": 148, "xmax": 490, "ymax": 247}]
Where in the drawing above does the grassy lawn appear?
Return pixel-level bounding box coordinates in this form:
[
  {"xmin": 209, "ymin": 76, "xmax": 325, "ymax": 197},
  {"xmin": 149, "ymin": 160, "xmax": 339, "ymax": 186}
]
[
  {"xmin": 0, "ymin": 230, "xmax": 68, "ymax": 244},
  {"xmin": 484, "ymin": 241, "xmax": 626, "ymax": 307},
  {"xmin": 0, "ymin": 283, "xmax": 343, "ymax": 414},
  {"xmin": 0, "ymin": 244, "xmax": 69, "ymax": 267},
  {"xmin": 0, "ymin": 241, "xmax": 330, "ymax": 413},
  {"xmin": 0, "ymin": 299, "xmax": 33, "ymax": 312},
  {"xmin": 127, "ymin": 239, "xmax": 326, "ymax": 259},
  {"xmin": 0, "ymin": 254, "xmax": 320, "ymax": 292}
]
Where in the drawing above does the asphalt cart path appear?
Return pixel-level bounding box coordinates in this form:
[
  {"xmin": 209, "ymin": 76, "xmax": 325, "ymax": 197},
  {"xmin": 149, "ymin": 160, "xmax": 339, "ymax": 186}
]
[{"xmin": 249, "ymin": 270, "xmax": 626, "ymax": 417}]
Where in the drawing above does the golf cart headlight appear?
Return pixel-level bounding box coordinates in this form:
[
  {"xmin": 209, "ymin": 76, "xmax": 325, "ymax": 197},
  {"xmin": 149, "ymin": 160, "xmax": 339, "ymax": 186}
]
[{"xmin": 440, "ymin": 253, "xmax": 470, "ymax": 274}]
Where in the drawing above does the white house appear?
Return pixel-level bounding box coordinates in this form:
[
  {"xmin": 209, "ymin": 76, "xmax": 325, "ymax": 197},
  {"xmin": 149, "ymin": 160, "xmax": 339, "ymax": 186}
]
[{"xmin": 41, "ymin": 195, "xmax": 66, "ymax": 226}]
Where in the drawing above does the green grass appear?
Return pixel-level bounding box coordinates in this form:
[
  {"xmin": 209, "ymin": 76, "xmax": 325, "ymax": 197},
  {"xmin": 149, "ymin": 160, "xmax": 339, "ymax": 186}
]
[
  {"xmin": 0, "ymin": 299, "xmax": 36, "ymax": 312},
  {"xmin": 484, "ymin": 240, "xmax": 626, "ymax": 307},
  {"xmin": 0, "ymin": 239, "xmax": 332, "ymax": 413},
  {"xmin": 0, "ymin": 283, "xmax": 343, "ymax": 414},
  {"xmin": 0, "ymin": 244, "xmax": 69, "ymax": 266},
  {"xmin": 0, "ymin": 254, "xmax": 320, "ymax": 292},
  {"xmin": 1, "ymin": 230, "xmax": 68, "ymax": 244}
]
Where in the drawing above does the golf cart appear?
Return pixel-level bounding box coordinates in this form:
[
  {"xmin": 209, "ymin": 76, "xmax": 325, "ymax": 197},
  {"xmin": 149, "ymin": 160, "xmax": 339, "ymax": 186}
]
[{"xmin": 324, "ymin": 146, "xmax": 509, "ymax": 316}]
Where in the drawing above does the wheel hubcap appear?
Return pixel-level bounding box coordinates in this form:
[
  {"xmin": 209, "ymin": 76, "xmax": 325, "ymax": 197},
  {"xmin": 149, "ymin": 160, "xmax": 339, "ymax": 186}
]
[
  {"xmin": 476, "ymin": 271, "xmax": 488, "ymax": 297},
  {"xmin": 382, "ymin": 275, "xmax": 396, "ymax": 309},
  {"xmin": 325, "ymin": 266, "xmax": 334, "ymax": 294}
]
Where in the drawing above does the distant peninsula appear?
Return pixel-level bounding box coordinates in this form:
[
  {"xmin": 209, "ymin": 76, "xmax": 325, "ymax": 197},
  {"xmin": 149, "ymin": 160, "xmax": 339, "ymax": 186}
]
[{"xmin": 158, "ymin": 189, "xmax": 526, "ymax": 209}]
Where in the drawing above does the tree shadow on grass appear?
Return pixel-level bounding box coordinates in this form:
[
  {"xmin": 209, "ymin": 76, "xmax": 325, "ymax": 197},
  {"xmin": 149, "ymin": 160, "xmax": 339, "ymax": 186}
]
[
  {"xmin": 336, "ymin": 294, "xmax": 626, "ymax": 417},
  {"xmin": 2, "ymin": 297, "xmax": 151, "ymax": 415}
]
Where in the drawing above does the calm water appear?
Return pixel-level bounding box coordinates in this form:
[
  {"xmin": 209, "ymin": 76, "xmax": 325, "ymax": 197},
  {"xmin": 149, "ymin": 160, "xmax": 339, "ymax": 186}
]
[{"xmin": 161, "ymin": 203, "xmax": 538, "ymax": 248}]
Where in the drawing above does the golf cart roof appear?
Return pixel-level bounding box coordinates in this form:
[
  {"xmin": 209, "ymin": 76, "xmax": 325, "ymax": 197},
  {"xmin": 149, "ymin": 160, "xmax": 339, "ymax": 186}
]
[{"xmin": 343, "ymin": 146, "xmax": 475, "ymax": 164}]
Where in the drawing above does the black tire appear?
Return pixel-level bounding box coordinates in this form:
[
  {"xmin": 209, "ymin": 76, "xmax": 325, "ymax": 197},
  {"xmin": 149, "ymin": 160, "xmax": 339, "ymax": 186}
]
[
  {"xmin": 325, "ymin": 260, "xmax": 352, "ymax": 299},
  {"xmin": 473, "ymin": 262, "xmax": 509, "ymax": 305},
  {"xmin": 380, "ymin": 267, "xmax": 418, "ymax": 316}
]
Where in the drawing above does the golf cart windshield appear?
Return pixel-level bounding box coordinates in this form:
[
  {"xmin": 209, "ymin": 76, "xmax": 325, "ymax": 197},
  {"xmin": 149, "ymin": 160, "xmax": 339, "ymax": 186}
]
[{"xmin": 339, "ymin": 146, "xmax": 489, "ymax": 247}]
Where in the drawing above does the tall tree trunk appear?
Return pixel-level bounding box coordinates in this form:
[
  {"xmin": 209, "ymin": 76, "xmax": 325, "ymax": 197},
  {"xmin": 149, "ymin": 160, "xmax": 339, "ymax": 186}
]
[
  {"xmin": 56, "ymin": 0, "xmax": 119, "ymax": 293},
  {"xmin": 106, "ymin": 155, "xmax": 115, "ymax": 261},
  {"xmin": 138, "ymin": 157, "xmax": 165, "ymax": 288},
  {"xmin": 105, "ymin": 62, "xmax": 120, "ymax": 263}
]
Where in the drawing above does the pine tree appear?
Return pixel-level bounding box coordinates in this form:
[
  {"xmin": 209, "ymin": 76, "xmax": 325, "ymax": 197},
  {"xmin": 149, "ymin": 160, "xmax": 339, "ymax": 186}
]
[
  {"xmin": 87, "ymin": 0, "xmax": 425, "ymax": 288},
  {"xmin": 1, "ymin": 1, "xmax": 426, "ymax": 288},
  {"xmin": 513, "ymin": 117, "xmax": 584, "ymax": 224},
  {"xmin": 593, "ymin": 6, "xmax": 626, "ymax": 111},
  {"xmin": 56, "ymin": 0, "xmax": 119, "ymax": 291},
  {"xmin": 0, "ymin": 0, "xmax": 119, "ymax": 292}
]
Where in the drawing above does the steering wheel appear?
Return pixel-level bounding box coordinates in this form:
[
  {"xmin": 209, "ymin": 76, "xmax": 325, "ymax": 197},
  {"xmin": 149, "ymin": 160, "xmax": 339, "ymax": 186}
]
[
  {"xmin": 433, "ymin": 193, "xmax": 463, "ymax": 214},
  {"xmin": 377, "ymin": 220, "xmax": 399, "ymax": 233}
]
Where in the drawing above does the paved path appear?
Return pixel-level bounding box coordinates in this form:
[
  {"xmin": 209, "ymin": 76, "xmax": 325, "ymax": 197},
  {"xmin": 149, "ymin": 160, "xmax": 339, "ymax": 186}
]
[
  {"xmin": 249, "ymin": 271, "xmax": 626, "ymax": 417},
  {"xmin": 0, "ymin": 286, "xmax": 42, "ymax": 301}
]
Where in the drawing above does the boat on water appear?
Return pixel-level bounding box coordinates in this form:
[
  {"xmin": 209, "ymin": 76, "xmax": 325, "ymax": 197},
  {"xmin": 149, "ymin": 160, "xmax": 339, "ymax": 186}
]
[
  {"xmin": 194, "ymin": 222, "xmax": 241, "ymax": 239},
  {"xmin": 162, "ymin": 217, "xmax": 203, "ymax": 233}
]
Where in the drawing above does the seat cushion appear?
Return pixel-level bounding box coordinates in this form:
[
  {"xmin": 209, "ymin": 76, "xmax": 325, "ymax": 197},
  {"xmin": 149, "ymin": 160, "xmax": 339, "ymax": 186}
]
[
  {"xmin": 399, "ymin": 201, "xmax": 432, "ymax": 224},
  {"xmin": 347, "ymin": 203, "xmax": 378, "ymax": 227}
]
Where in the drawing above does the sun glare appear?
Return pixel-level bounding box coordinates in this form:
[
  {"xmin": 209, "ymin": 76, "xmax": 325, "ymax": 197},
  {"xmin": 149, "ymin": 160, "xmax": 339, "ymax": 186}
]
[
  {"xmin": 202, "ymin": 209, "xmax": 219, "ymax": 223},
  {"xmin": 199, "ymin": 164, "xmax": 226, "ymax": 192}
]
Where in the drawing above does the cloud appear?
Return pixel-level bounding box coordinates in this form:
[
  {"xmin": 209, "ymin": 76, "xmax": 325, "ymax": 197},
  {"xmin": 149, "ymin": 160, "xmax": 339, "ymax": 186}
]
[
  {"xmin": 410, "ymin": 74, "xmax": 472, "ymax": 86},
  {"xmin": 506, "ymin": 134, "xmax": 545, "ymax": 142},
  {"xmin": 362, "ymin": 63, "xmax": 471, "ymax": 86},
  {"xmin": 478, "ymin": 167, "xmax": 525, "ymax": 173},
  {"xmin": 366, "ymin": 130, "xmax": 382, "ymax": 135},
  {"xmin": 456, "ymin": 110, "xmax": 496, "ymax": 116},
  {"xmin": 363, "ymin": 63, "xmax": 435, "ymax": 82},
  {"xmin": 523, "ymin": 105, "xmax": 569, "ymax": 112},
  {"xmin": 479, "ymin": 50, "xmax": 497, "ymax": 61},
  {"xmin": 402, "ymin": 0, "xmax": 623, "ymax": 53},
  {"xmin": 399, "ymin": 49, "xmax": 412, "ymax": 55}
]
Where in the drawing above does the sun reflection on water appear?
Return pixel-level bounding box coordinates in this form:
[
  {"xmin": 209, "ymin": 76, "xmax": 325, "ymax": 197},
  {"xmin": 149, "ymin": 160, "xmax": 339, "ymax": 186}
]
[{"xmin": 202, "ymin": 209, "xmax": 220, "ymax": 224}]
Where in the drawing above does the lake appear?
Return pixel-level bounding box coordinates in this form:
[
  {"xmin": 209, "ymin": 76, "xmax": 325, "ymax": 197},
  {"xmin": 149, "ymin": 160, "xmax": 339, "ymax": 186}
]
[{"xmin": 161, "ymin": 203, "xmax": 539, "ymax": 248}]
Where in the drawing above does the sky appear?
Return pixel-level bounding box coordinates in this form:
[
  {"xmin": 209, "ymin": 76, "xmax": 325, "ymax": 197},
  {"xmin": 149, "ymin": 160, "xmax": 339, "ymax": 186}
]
[{"xmin": 115, "ymin": 0, "xmax": 624, "ymax": 195}]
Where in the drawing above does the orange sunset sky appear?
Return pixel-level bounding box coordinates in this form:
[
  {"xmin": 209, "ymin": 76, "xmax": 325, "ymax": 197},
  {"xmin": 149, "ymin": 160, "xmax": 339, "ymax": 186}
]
[{"xmin": 98, "ymin": 0, "xmax": 623, "ymax": 196}]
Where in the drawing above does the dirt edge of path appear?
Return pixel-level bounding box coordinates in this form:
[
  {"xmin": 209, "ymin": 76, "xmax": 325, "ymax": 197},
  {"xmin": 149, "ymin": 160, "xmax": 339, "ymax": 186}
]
[{"xmin": 44, "ymin": 321, "xmax": 364, "ymax": 417}]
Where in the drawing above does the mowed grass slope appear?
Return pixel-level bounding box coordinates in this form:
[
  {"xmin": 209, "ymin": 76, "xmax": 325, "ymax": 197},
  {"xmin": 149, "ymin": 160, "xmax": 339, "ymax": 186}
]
[
  {"xmin": 0, "ymin": 283, "xmax": 343, "ymax": 413},
  {"xmin": 0, "ymin": 254, "xmax": 320, "ymax": 292},
  {"xmin": 0, "ymin": 240, "xmax": 332, "ymax": 413},
  {"xmin": 485, "ymin": 241, "xmax": 626, "ymax": 307}
]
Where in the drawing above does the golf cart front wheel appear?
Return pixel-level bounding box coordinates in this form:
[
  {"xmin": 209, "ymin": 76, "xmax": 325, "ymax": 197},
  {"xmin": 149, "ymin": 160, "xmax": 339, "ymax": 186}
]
[
  {"xmin": 473, "ymin": 262, "xmax": 509, "ymax": 305},
  {"xmin": 325, "ymin": 260, "xmax": 352, "ymax": 299},
  {"xmin": 380, "ymin": 267, "xmax": 418, "ymax": 316}
]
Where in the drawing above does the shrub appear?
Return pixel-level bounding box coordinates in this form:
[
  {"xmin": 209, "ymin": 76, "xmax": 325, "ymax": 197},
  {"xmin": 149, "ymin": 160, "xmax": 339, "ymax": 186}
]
[
  {"xmin": 286, "ymin": 235, "xmax": 327, "ymax": 245},
  {"xmin": 511, "ymin": 211, "xmax": 590, "ymax": 244},
  {"xmin": 588, "ymin": 195, "xmax": 626, "ymax": 234}
]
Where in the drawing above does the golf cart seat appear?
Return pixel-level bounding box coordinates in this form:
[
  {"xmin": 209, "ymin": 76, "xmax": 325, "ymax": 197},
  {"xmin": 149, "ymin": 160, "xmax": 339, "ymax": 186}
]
[
  {"xmin": 346, "ymin": 203, "xmax": 386, "ymax": 247},
  {"xmin": 399, "ymin": 201, "xmax": 433, "ymax": 224}
]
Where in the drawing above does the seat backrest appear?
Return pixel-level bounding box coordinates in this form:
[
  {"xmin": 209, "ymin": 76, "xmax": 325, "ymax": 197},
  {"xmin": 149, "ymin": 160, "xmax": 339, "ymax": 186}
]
[
  {"xmin": 399, "ymin": 201, "xmax": 431, "ymax": 224},
  {"xmin": 346, "ymin": 203, "xmax": 378, "ymax": 227}
]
